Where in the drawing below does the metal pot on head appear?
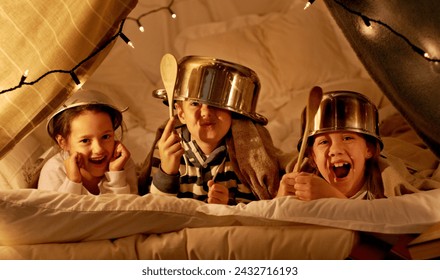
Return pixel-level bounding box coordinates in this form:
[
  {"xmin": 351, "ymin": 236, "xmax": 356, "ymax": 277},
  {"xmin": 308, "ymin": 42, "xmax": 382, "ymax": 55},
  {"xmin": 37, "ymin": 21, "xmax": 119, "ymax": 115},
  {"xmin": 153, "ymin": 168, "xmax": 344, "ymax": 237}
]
[
  {"xmin": 154, "ymin": 55, "xmax": 267, "ymax": 124},
  {"xmin": 298, "ymin": 90, "xmax": 383, "ymax": 150}
]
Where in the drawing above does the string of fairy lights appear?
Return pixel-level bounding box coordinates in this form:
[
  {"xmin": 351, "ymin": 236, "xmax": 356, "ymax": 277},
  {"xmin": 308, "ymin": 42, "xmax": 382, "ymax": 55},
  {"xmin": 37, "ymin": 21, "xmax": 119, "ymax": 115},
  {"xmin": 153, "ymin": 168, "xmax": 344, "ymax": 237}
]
[
  {"xmin": 305, "ymin": 0, "xmax": 440, "ymax": 63},
  {"xmin": 0, "ymin": 0, "xmax": 176, "ymax": 95},
  {"xmin": 126, "ymin": 0, "xmax": 176, "ymax": 32},
  {"xmin": 1, "ymin": 0, "xmax": 438, "ymax": 95},
  {"xmin": 4, "ymin": 19, "xmax": 133, "ymax": 94}
]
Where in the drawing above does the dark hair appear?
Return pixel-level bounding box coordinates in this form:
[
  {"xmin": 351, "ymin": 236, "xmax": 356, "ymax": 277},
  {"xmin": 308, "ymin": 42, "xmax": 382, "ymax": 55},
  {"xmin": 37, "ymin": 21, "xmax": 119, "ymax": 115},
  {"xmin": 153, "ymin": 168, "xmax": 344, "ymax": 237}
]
[{"xmin": 49, "ymin": 104, "xmax": 123, "ymax": 142}]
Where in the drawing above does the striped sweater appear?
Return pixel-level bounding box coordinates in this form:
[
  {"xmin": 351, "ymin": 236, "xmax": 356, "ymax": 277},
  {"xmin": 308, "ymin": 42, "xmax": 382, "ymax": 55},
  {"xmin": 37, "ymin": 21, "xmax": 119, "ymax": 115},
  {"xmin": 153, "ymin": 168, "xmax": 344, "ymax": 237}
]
[{"xmin": 150, "ymin": 126, "xmax": 257, "ymax": 204}]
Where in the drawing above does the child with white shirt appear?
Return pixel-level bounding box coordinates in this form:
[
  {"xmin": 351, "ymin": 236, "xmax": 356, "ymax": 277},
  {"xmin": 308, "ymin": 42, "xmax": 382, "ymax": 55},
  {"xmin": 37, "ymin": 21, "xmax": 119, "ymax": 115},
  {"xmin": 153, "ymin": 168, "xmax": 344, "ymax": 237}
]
[{"xmin": 38, "ymin": 89, "xmax": 137, "ymax": 195}]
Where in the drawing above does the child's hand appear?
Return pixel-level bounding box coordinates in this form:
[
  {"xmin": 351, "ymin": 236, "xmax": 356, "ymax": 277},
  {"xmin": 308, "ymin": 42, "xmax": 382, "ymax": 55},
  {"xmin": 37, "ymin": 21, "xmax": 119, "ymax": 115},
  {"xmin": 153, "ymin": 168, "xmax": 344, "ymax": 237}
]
[
  {"xmin": 158, "ymin": 117, "xmax": 184, "ymax": 175},
  {"xmin": 276, "ymin": 171, "xmax": 298, "ymax": 198},
  {"xmin": 290, "ymin": 173, "xmax": 347, "ymax": 200},
  {"xmin": 64, "ymin": 151, "xmax": 83, "ymax": 183},
  {"xmin": 109, "ymin": 141, "xmax": 130, "ymax": 171},
  {"xmin": 207, "ymin": 180, "xmax": 229, "ymax": 204},
  {"xmin": 277, "ymin": 172, "xmax": 347, "ymax": 200}
]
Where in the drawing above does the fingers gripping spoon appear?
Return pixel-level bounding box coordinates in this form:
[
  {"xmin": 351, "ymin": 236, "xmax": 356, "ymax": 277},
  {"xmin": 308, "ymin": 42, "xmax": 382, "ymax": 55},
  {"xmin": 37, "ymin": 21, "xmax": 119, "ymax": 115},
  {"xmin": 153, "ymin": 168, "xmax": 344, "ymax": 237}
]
[
  {"xmin": 295, "ymin": 86, "xmax": 323, "ymax": 172},
  {"xmin": 160, "ymin": 53, "xmax": 178, "ymax": 119}
]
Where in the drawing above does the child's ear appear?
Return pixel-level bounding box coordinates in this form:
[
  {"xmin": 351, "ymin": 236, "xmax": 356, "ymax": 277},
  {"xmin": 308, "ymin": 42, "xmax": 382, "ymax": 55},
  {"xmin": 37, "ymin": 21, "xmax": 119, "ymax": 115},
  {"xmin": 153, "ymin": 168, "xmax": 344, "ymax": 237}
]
[
  {"xmin": 56, "ymin": 135, "xmax": 68, "ymax": 151},
  {"xmin": 365, "ymin": 143, "xmax": 375, "ymax": 159},
  {"xmin": 175, "ymin": 103, "xmax": 186, "ymax": 124},
  {"xmin": 365, "ymin": 148, "xmax": 373, "ymax": 159}
]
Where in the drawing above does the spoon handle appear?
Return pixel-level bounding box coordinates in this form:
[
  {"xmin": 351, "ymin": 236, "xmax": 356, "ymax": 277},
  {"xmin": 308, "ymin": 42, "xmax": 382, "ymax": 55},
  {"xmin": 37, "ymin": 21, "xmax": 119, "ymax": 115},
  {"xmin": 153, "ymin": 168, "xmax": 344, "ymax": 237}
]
[
  {"xmin": 160, "ymin": 53, "xmax": 178, "ymax": 119},
  {"xmin": 295, "ymin": 86, "xmax": 322, "ymax": 172}
]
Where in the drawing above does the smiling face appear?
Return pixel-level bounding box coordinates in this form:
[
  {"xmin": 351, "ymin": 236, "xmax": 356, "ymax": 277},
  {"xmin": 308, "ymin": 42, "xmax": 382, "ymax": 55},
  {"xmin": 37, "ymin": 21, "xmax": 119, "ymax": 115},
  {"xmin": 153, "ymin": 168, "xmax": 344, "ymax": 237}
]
[
  {"xmin": 310, "ymin": 131, "xmax": 373, "ymax": 197},
  {"xmin": 176, "ymin": 100, "xmax": 232, "ymax": 154},
  {"xmin": 58, "ymin": 110, "xmax": 116, "ymax": 178}
]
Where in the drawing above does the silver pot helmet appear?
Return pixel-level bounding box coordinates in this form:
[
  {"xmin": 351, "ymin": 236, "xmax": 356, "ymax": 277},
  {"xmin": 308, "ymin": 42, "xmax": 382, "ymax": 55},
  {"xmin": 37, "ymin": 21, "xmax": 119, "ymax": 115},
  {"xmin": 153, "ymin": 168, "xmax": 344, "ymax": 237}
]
[
  {"xmin": 154, "ymin": 55, "xmax": 268, "ymax": 125},
  {"xmin": 46, "ymin": 89, "xmax": 128, "ymax": 140},
  {"xmin": 298, "ymin": 90, "xmax": 383, "ymax": 150}
]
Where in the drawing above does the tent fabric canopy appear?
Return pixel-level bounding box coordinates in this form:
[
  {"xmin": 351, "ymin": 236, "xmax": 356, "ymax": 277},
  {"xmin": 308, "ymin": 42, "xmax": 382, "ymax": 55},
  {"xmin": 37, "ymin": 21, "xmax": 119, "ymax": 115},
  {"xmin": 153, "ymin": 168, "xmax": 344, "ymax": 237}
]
[
  {"xmin": 324, "ymin": 0, "xmax": 440, "ymax": 159},
  {"xmin": 0, "ymin": 0, "xmax": 137, "ymax": 159}
]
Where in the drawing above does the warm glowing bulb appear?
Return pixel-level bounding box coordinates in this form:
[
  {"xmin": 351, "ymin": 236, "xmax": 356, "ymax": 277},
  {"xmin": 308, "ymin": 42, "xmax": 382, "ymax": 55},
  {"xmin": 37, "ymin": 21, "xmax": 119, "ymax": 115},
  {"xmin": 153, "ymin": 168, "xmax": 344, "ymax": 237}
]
[
  {"xmin": 304, "ymin": 0, "xmax": 315, "ymax": 10},
  {"xmin": 168, "ymin": 7, "xmax": 176, "ymax": 19},
  {"xmin": 360, "ymin": 21, "xmax": 375, "ymax": 36},
  {"xmin": 119, "ymin": 33, "xmax": 135, "ymax": 48},
  {"xmin": 136, "ymin": 20, "xmax": 144, "ymax": 32}
]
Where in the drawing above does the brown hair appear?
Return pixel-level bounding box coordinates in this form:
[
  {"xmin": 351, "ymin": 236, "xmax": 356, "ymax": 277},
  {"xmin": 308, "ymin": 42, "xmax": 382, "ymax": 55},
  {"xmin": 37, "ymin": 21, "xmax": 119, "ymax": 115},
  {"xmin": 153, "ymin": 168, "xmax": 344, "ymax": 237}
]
[{"xmin": 363, "ymin": 135, "xmax": 385, "ymax": 199}]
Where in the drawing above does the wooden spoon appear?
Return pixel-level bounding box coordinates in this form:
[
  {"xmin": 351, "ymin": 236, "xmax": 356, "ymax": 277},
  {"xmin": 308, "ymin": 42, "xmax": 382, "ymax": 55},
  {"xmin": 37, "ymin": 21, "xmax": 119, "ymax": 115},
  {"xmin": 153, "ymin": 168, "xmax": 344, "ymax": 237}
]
[
  {"xmin": 160, "ymin": 53, "xmax": 178, "ymax": 119},
  {"xmin": 295, "ymin": 86, "xmax": 323, "ymax": 172}
]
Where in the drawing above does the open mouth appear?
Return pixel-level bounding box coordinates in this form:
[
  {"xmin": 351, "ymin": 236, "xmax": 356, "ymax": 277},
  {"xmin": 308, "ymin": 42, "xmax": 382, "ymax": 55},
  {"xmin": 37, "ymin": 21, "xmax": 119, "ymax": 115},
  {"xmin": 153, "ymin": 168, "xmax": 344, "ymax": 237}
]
[
  {"xmin": 89, "ymin": 156, "xmax": 107, "ymax": 165},
  {"xmin": 332, "ymin": 162, "xmax": 351, "ymax": 178}
]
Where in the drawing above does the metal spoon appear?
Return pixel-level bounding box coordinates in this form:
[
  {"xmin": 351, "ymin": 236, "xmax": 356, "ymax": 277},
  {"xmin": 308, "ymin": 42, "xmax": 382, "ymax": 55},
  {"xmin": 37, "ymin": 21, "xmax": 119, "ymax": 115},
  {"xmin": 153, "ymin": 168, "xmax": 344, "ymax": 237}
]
[
  {"xmin": 160, "ymin": 53, "xmax": 178, "ymax": 119},
  {"xmin": 295, "ymin": 86, "xmax": 323, "ymax": 172}
]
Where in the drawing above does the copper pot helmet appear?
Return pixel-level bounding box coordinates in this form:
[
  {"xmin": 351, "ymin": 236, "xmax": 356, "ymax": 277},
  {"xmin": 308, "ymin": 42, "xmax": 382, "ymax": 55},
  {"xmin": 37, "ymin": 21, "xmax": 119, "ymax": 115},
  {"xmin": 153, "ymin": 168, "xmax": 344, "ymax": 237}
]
[
  {"xmin": 154, "ymin": 55, "xmax": 268, "ymax": 124},
  {"xmin": 298, "ymin": 90, "xmax": 383, "ymax": 150}
]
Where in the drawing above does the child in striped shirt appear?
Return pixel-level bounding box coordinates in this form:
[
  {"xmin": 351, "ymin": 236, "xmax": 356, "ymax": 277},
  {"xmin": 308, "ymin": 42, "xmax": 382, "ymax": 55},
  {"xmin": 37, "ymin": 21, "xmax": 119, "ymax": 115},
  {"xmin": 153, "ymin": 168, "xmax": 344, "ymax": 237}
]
[
  {"xmin": 138, "ymin": 56, "xmax": 283, "ymax": 204},
  {"xmin": 150, "ymin": 102, "xmax": 256, "ymax": 204}
]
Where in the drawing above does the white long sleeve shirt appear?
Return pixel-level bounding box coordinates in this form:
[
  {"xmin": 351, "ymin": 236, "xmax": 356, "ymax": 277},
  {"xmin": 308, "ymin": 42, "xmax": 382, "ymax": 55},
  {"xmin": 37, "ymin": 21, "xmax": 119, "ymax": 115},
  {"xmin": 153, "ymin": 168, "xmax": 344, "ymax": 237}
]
[{"xmin": 38, "ymin": 152, "xmax": 138, "ymax": 195}]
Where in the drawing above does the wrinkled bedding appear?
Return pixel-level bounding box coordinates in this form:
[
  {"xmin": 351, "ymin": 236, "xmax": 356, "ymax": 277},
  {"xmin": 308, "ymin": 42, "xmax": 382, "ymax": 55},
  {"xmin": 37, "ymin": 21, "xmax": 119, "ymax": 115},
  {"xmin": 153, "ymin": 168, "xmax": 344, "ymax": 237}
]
[
  {"xmin": 0, "ymin": 226, "xmax": 356, "ymax": 260},
  {"xmin": 1, "ymin": 0, "xmax": 439, "ymax": 260}
]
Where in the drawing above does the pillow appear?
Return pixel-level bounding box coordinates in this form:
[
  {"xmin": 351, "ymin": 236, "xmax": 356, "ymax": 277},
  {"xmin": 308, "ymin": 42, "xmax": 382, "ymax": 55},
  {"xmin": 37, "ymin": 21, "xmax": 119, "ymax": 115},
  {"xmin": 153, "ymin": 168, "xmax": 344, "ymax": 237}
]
[
  {"xmin": 0, "ymin": 134, "xmax": 45, "ymax": 189},
  {"xmin": 2, "ymin": 187, "xmax": 440, "ymax": 246},
  {"xmin": 174, "ymin": 0, "xmax": 378, "ymax": 115}
]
